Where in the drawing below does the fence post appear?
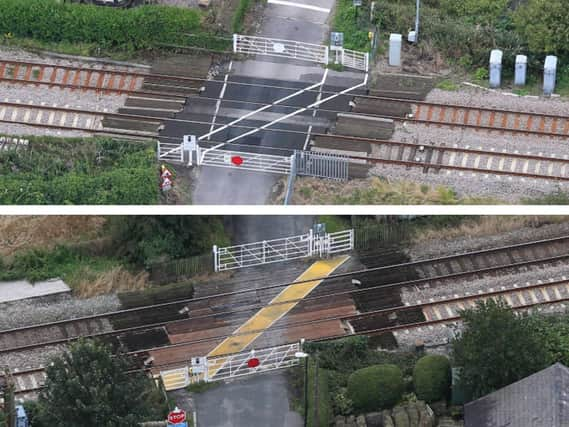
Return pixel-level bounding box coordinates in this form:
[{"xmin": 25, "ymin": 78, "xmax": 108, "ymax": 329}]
[
  {"xmin": 350, "ymin": 229, "xmax": 355, "ymax": 250},
  {"xmin": 365, "ymin": 52, "xmax": 370, "ymax": 72},
  {"xmin": 233, "ymin": 33, "xmax": 238, "ymax": 53},
  {"xmin": 212, "ymin": 245, "xmax": 218, "ymax": 272},
  {"xmin": 308, "ymin": 229, "xmax": 314, "ymax": 257},
  {"xmin": 263, "ymin": 241, "xmax": 266, "ymax": 263},
  {"xmin": 324, "ymin": 46, "xmax": 329, "ymax": 65},
  {"xmin": 156, "ymin": 140, "xmax": 160, "ymax": 160}
]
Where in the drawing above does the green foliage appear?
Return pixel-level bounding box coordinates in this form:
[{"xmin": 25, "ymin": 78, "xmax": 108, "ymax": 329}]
[
  {"xmin": 413, "ymin": 355, "xmax": 451, "ymax": 403},
  {"xmin": 318, "ymin": 215, "xmax": 350, "ymax": 233},
  {"xmin": 0, "ymin": 0, "xmax": 201, "ymax": 53},
  {"xmin": 186, "ymin": 380, "xmax": 220, "ymax": 393},
  {"xmin": 332, "ymin": 0, "xmax": 371, "ymax": 51},
  {"xmin": 474, "ymin": 67, "xmax": 489, "ymax": 82},
  {"xmin": 307, "ymin": 362, "xmax": 331, "ymax": 427},
  {"xmin": 33, "ymin": 340, "xmax": 167, "ymax": 427},
  {"xmin": 0, "ymin": 245, "xmax": 119, "ymax": 283},
  {"xmin": 347, "ymin": 364, "xmax": 404, "ymax": 412},
  {"xmin": 0, "ymin": 137, "xmax": 157, "ymax": 205},
  {"xmin": 232, "ymin": 0, "xmax": 254, "ymax": 33},
  {"xmin": 521, "ymin": 190, "xmax": 569, "ymax": 205},
  {"xmin": 439, "ymin": 0, "xmax": 510, "ymax": 25},
  {"xmin": 513, "ymin": 0, "xmax": 569, "ymax": 57},
  {"xmin": 108, "ymin": 216, "xmax": 229, "ymax": 267},
  {"xmin": 451, "ymin": 299, "xmax": 550, "ymax": 400}
]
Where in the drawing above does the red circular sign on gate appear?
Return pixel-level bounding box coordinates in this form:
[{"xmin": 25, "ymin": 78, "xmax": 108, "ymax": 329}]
[
  {"xmin": 231, "ymin": 155, "xmax": 244, "ymax": 166},
  {"xmin": 247, "ymin": 357, "xmax": 260, "ymax": 368},
  {"xmin": 168, "ymin": 409, "xmax": 186, "ymax": 424}
]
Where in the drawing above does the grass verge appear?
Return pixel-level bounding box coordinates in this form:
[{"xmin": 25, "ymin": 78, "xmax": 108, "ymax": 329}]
[{"xmin": 331, "ymin": 0, "xmax": 372, "ymax": 51}]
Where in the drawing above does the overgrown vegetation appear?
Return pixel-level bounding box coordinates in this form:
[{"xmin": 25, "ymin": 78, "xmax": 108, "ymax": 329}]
[
  {"xmin": 0, "ymin": 0, "xmax": 220, "ymax": 56},
  {"xmin": 0, "ymin": 137, "xmax": 157, "ymax": 205},
  {"xmin": 232, "ymin": 0, "xmax": 253, "ymax": 33},
  {"xmin": 331, "ymin": 0, "xmax": 372, "ymax": 51},
  {"xmin": 413, "ymin": 355, "xmax": 451, "ymax": 403},
  {"xmin": 347, "ymin": 364, "xmax": 404, "ymax": 412},
  {"xmin": 375, "ymin": 0, "xmax": 569, "ymax": 90}
]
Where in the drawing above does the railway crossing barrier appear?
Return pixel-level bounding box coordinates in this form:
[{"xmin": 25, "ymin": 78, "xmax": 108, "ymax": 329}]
[
  {"xmin": 205, "ymin": 343, "xmax": 301, "ymax": 382},
  {"xmin": 233, "ymin": 34, "xmax": 329, "ymax": 65},
  {"xmin": 158, "ymin": 343, "xmax": 302, "ymax": 390},
  {"xmin": 233, "ymin": 33, "xmax": 369, "ymax": 71},
  {"xmin": 213, "ymin": 228, "xmax": 354, "ymax": 272}
]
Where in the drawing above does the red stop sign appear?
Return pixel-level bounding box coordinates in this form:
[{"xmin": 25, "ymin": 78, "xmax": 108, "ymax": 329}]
[
  {"xmin": 247, "ymin": 357, "xmax": 260, "ymax": 368},
  {"xmin": 231, "ymin": 155, "xmax": 244, "ymax": 166},
  {"xmin": 168, "ymin": 410, "xmax": 186, "ymax": 424}
]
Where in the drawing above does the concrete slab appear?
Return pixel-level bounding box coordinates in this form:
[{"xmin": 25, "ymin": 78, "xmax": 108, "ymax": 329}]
[{"xmin": 0, "ymin": 278, "xmax": 70, "ymax": 304}]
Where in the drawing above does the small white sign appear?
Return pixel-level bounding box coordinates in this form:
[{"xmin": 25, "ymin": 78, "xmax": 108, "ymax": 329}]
[{"xmin": 272, "ymin": 42, "xmax": 286, "ymax": 53}]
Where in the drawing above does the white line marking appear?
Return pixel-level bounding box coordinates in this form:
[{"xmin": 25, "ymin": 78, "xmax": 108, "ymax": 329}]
[
  {"xmin": 208, "ymin": 61, "xmax": 232, "ymax": 140},
  {"xmin": 268, "ymin": 0, "xmax": 330, "ymax": 13}
]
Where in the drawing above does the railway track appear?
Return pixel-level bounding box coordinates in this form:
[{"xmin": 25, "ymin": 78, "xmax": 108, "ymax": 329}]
[
  {"xmin": 0, "ymin": 101, "xmax": 161, "ymax": 138},
  {"xmin": 353, "ymin": 94, "xmax": 569, "ymax": 139},
  {"xmin": 0, "ymin": 60, "xmax": 200, "ymax": 99},
  {"xmin": 4, "ymin": 235, "xmax": 569, "ymax": 396}
]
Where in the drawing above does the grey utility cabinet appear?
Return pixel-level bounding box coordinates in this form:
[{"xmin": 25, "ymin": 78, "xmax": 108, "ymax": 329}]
[{"xmin": 389, "ymin": 33, "xmax": 402, "ymax": 67}]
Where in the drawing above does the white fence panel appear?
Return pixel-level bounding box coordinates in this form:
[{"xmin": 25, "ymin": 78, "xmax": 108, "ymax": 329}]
[
  {"xmin": 234, "ymin": 34, "xmax": 329, "ymax": 65},
  {"xmin": 295, "ymin": 150, "xmax": 349, "ymax": 181},
  {"xmin": 157, "ymin": 141, "xmax": 183, "ymax": 163},
  {"xmin": 200, "ymin": 148, "xmax": 293, "ymax": 175},
  {"xmin": 341, "ymin": 49, "xmax": 369, "ymax": 72},
  {"xmin": 205, "ymin": 343, "xmax": 301, "ymax": 382},
  {"xmin": 214, "ymin": 232, "xmax": 313, "ymax": 271},
  {"xmin": 327, "ymin": 229, "xmax": 355, "ymax": 254}
]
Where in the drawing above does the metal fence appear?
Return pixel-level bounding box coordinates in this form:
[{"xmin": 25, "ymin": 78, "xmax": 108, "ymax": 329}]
[
  {"xmin": 341, "ymin": 49, "xmax": 369, "ymax": 72},
  {"xmin": 213, "ymin": 228, "xmax": 354, "ymax": 272},
  {"xmin": 205, "ymin": 343, "xmax": 301, "ymax": 382},
  {"xmin": 200, "ymin": 148, "xmax": 293, "ymax": 174},
  {"xmin": 353, "ymin": 221, "xmax": 414, "ymax": 251},
  {"xmin": 233, "ymin": 34, "xmax": 329, "ymax": 65},
  {"xmin": 295, "ymin": 150, "xmax": 349, "ymax": 181}
]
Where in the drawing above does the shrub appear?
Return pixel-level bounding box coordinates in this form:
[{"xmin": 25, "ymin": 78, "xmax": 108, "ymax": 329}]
[
  {"xmin": 474, "ymin": 67, "xmax": 489, "ymax": 82},
  {"xmin": 347, "ymin": 364, "xmax": 404, "ymax": 412},
  {"xmin": 413, "ymin": 355, "xmax": 452, "ymax": 403}
]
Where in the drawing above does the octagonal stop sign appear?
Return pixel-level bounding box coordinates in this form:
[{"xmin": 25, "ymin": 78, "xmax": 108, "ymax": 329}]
[{"xmin": 168, "ymin": 408, "xmax": 186, "ymax": 425}]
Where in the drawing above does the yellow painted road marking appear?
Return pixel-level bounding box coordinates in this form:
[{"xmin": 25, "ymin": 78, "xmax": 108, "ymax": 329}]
[{"xmin": 206, "ymin": 256, "xmax": 349, "ymax": 378}]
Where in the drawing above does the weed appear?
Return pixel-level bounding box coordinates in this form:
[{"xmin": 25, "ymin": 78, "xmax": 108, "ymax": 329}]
[
  {"xmin": 436, "ymin": 79, "xmax": 459, "ymax": 91},
  {"xmin": 474, "ymin": 67, "xmax": 489, "ymax": 82},
  {"xmin": 186, "ymin": 381, "xmax": 219, "ymax": 394}
]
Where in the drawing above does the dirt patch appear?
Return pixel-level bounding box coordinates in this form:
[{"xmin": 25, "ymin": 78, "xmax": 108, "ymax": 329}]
[
  {"xmin": 281, "ymin": 176, "xmax": 494, "ymax": 205},
  {"xmin": 0, "ymin": 216, "xmax": 106, "ymax": 257}
]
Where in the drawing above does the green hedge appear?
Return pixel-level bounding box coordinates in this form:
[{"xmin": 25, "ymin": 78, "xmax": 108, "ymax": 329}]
[
  {"xmin": 347, "ymin": 364, "xmax": 404, "ymax": 412},
  {"xmin": 413, "ymin": 355, "xmax": 451, "ymax": 403},
  {"xmin": 0, "ymin": 0, "xmax": 201, "ymax": 51},
  {"xmin": 0, "ymin": 137, "xmax": 157, "ymax": 204}
]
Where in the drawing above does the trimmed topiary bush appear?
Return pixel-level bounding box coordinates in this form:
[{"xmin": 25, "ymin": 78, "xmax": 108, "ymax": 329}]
[
  {"xmin": 347, "ymin": 364, "xmax": 404, "ymax": 412},
  {"xmin": 413, "ymin": 354, "xmax": 451, "ymax": 403}
]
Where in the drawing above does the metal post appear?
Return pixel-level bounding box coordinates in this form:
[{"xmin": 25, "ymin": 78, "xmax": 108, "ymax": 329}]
[
  {"xmin": 212, "ymin": 245, "xmax": 218, "ymax": 272},
  {"xmin": 233, "ymin": 33, "xmax": 238, "ymax": 53},
  {"xmin": 156, "ymin": 140, "xmax": 160, "ymax": 160},
  {"xmin": 308, "ymin": 229, "xmax": 314, "ymax": 257},
  {"xmin": 414, "ymin": 0, "xmax": 420, "ymax": 43},
  {"xmin": 303, "ymin": 356, "xmax": 309, "ymax": 427}
]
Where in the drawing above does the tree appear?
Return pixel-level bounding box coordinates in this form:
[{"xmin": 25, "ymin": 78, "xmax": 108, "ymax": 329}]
[
  {"xmin": 347, "ymin": 364, "xmax": 404, "ymax": 412},
  {"xmin": 513, "ymin": 0, "xmax": 569, "ymax": 57},
  {"xmin": 451, "ymin": 299, "xmax": 549, "ymax": 400},
  {"xmin": 34, "ymin": 340, "xmax": 167, "ymax": 427},
  {"xmin": 413, "ymin": 354, "xmax": 451, "ymax": 403}
]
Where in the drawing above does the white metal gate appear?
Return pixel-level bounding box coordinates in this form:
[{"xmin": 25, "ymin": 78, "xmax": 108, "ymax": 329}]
[
  {"xmin": 341, "ymin": 48, "xmax": 370, "ymax": 72},
  {"xmin": 233, "ymin": 34, "xmax": 329, "ymax": 65},
  {"xmin": 205, "ymin": 343, "xmax": 301, "ymax": 382},
  {"xmin": 213, "ymin": 228, "xmax": 354, "ymax": 272},
  {"xmin": 200, "ymin": 148, "xmax": 293, "ymax": 174}
]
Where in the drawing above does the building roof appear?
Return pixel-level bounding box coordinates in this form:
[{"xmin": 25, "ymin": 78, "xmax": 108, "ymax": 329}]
[{"xmin": 464, "ymin": 363, "xmax": 569, "ymax": 427}]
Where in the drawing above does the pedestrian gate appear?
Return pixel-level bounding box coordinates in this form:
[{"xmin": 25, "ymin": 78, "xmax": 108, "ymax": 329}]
[{"xmin": 213, "ymin": 228, "xmax": 354, "ymax": 272}]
